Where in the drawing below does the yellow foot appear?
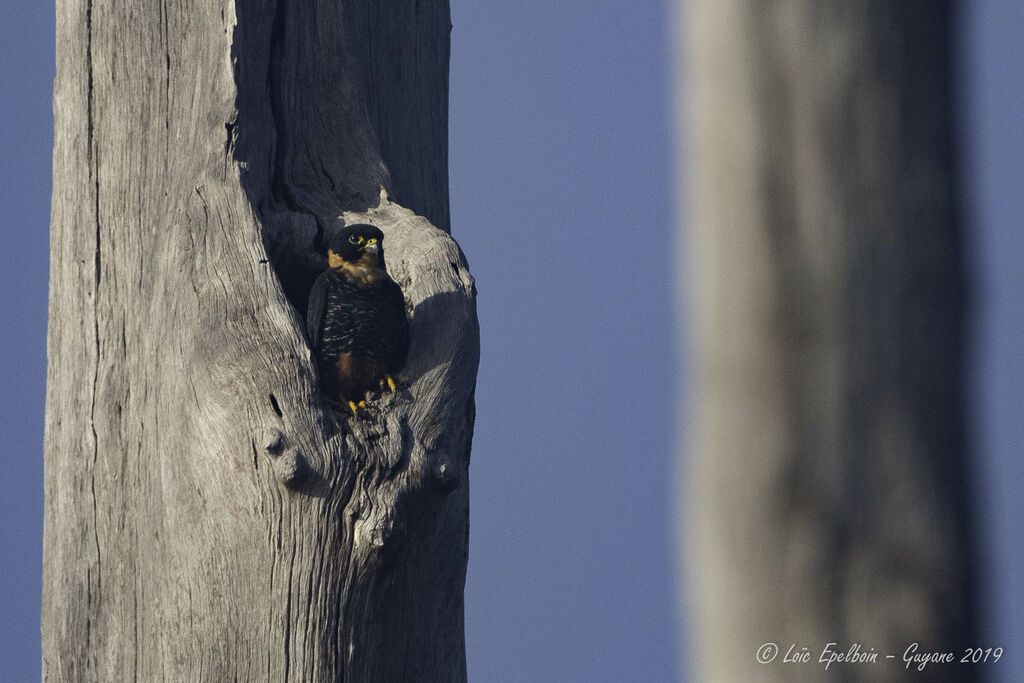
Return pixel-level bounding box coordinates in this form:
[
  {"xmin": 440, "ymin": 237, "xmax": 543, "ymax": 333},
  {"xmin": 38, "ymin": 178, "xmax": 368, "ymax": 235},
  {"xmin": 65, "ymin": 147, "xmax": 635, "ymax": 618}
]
[
  {"xmin": 380, "ymin": 375, "xmax": 398, "ymax": 392},
  {"xmin": 347, "ymin": 400, "xmax": 367, "ymax": 417}
]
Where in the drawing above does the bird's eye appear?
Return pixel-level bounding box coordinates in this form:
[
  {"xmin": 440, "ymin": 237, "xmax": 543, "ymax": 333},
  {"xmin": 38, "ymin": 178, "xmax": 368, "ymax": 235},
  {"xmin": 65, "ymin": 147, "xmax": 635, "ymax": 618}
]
[{"xmin": 348, "ymin": 235, "xmax": 360, "ymax": 244}]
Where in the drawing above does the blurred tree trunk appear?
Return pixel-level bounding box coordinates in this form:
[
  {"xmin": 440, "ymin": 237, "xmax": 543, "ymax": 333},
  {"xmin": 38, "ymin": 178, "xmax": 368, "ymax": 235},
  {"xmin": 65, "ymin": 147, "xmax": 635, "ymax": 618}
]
[
  {"xmin": 43, "ymin": 0, "xmax": 478, "ymax": 680},
  {"xmin": 676, "ymin": 2, "xmax": 975, "ymax": 680}
]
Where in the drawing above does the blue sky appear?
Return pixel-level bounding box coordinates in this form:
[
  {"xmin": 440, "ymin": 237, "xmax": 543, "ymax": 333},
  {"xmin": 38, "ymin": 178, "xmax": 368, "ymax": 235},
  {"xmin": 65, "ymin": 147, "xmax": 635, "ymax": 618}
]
[
  {"xmin": 1, "ymin": 1, "xmax": 1021, "ymax": 681},
  {"xmin": 960, "ymin": 3, "xmax": 1024, "ymax": 679}
]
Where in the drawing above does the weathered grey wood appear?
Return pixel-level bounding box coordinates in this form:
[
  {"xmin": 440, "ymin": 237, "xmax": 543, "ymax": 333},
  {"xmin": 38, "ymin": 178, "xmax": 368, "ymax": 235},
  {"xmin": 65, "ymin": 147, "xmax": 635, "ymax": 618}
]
[
  {"xmin": 676, "ymin": 2, "xmax": 975, "ymax": 680},
  {"xmin": 43, "ymin": 0, "xmax": 475, "ymax": 681}
]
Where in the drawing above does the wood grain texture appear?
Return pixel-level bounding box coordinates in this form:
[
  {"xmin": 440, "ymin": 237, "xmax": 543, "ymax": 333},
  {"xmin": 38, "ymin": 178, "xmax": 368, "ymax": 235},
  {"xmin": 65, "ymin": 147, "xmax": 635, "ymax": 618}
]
[
  {"xmin": 676, "ymin": 2, "xmax": 975, "ymax": 681},
  {"xmin": 43, "ymin": 0, "xmax": 474, "ymax": 680}
]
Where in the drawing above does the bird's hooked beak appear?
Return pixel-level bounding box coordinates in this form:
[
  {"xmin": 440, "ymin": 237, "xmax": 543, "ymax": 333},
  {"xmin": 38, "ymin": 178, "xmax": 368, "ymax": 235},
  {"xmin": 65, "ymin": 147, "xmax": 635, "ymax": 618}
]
[{"xmin": 364, "ymin": 239, "xmax": 380, "ymax": 255}]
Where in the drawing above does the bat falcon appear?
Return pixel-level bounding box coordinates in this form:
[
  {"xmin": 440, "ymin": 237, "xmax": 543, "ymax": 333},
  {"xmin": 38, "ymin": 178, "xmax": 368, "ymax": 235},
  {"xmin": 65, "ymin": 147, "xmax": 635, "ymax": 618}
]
[{"xmin": 307, "ymin": 224, "xmax": 410, "ymax": 415}]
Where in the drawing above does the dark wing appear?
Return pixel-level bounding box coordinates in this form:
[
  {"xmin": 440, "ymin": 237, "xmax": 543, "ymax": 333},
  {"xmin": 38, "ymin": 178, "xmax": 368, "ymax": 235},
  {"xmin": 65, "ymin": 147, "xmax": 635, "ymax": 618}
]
[
  {"xmin": 380, "ymin": 278, "xmax": 411, "ymax": 373},
  {"xmin": 306, "ymin": 271, "xmax": 330, "ymax": 349}
]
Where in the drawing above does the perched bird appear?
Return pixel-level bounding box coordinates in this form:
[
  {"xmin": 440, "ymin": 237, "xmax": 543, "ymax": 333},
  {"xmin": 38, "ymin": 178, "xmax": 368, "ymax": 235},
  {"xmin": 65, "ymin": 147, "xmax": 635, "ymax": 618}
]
[{"xmin": 307, "ymin": 224, "xmax": 410, "ymax": 415}]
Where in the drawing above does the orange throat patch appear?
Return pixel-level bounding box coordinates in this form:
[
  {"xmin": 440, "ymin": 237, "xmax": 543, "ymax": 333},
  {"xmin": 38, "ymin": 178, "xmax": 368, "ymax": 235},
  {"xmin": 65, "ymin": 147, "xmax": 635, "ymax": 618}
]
[{"xmin": 327, "ymin": 249, "xmax": 386, "ymax": 286}]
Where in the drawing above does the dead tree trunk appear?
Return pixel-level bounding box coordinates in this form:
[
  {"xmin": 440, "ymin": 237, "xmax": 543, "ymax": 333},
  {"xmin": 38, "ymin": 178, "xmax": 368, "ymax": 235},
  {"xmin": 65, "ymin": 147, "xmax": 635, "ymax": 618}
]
[
  {"xmin": 676, "ymin": 2, "xmax": 975, "ymax": 680},
  {"xmin": 43, "ymin": 1, "xmax": 477, "ymax": 681}
]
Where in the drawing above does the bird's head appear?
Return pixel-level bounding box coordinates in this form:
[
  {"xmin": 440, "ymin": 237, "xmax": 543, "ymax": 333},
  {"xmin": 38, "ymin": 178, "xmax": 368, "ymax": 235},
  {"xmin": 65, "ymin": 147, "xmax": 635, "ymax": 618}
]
[{"xmin": 328, "ymin": 224, "xmax": 386, "ymax": 270}]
